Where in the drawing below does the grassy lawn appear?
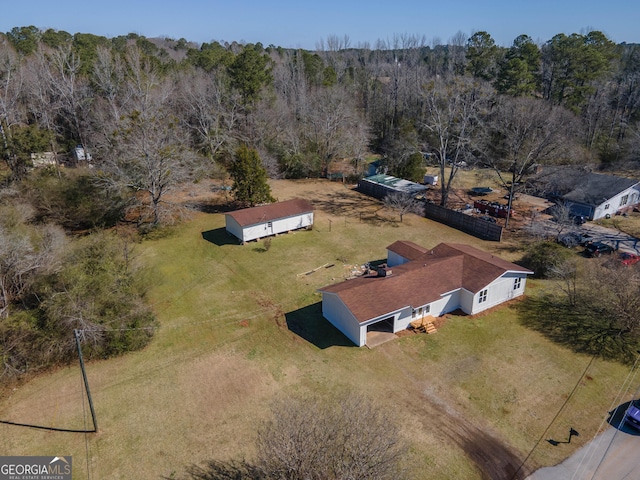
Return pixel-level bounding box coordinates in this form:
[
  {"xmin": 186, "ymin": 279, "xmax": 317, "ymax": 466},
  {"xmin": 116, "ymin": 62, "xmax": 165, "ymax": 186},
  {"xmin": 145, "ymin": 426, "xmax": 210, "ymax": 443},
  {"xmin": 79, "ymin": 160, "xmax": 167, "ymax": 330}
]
[{"xmin": 0, "ymin": 179, "xmax": 634, "ymax": 479}]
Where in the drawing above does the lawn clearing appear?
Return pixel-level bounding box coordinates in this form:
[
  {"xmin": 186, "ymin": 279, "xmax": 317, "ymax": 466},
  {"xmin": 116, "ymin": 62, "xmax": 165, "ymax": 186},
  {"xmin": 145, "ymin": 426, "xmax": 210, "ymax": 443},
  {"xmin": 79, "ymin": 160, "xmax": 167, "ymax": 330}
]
[{"xmin": 0, "ymin": 179, "xmax": 634, "ymax": 479}]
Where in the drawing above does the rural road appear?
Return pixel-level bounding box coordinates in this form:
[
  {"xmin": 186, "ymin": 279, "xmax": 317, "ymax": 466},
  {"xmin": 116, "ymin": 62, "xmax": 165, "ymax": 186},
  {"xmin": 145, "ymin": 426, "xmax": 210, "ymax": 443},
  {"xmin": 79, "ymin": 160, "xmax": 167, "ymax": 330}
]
[
  {"xmin": 526, "ymin": 427, "xmax": 640, "ymax": 480},
  {"xmin": 527, "ymin": 406, "xmax": 640, "ymax": 480}
]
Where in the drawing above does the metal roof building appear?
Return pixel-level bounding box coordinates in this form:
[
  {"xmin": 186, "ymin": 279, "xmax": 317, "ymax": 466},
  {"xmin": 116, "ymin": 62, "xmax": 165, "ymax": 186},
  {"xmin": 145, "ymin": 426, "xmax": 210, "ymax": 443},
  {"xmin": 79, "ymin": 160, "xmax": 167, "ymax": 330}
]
[{"xmin": 357, "ymin": 174, "xmax": 427, "ymax": 199}]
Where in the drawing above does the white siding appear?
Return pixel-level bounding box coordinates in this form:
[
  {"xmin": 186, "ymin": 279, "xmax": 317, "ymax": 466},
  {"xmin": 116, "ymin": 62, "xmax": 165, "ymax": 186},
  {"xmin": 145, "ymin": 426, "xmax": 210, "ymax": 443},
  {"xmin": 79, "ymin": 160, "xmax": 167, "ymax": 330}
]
[
  {"xmin": 459, "ymin": 289, "xmax": 475, "ymax": 313},
  {"xmin": 321, "ymin": 292, "xmax": 365, "ymax": 346},
  {"xmin": 430, "ymin": 290, "xmax": 462, "ymax": 317},
  {"xmin": 470, "ymin": 273, "xmax": 528, "ymax": 314},
  {"xmin": 226, "ymin": 212, "xmax": 314, "ymax": 243},
  {"xmin": 225, "ymin": 216, "xmax": 244, "ymax": 242},
  {"xmin": 593, "ymin": 184, "xmax": 640, "ymax": 220}
]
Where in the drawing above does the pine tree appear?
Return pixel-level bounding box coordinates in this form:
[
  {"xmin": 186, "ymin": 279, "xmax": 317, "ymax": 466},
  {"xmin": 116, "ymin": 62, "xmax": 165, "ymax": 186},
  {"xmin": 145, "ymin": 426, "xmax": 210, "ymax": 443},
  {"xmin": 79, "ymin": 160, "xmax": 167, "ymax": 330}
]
[{"xmin": 229, "ymin": 145, "xmax": 274, "ymax": 206}]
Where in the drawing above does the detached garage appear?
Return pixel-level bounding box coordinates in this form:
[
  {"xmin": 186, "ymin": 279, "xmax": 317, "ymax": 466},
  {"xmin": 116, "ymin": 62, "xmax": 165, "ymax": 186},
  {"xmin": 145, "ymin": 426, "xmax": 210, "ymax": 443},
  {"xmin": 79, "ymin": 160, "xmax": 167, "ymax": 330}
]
[{"xmin": 225, "ymin": 198, "xmax": 314, "ymax": 244}]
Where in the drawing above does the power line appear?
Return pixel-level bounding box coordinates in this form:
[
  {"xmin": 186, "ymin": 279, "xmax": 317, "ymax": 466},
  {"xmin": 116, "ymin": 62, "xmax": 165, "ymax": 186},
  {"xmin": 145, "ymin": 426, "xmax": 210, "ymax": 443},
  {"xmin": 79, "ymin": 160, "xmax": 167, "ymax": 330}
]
[{"xmin": 510, "ymin": 355, "xmax": 596, "ymax": 480}]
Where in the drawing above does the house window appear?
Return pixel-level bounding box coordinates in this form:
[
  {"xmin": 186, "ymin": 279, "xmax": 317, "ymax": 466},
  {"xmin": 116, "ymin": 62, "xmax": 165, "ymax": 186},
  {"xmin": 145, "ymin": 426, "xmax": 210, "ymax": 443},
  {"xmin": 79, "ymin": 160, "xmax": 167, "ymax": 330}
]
[
  {"xmin": 604, "ymin": 204, "xmax": 610, "ymax": 210},
  {"xmin": 620, "ymin": 194, "xmax": 629, "ymax": 207},
  {"xmin": 478, "ymin": 289, "xmax": 488, "ymax": 304},
  {"xmin": 267, "ymin": 221, "xmax": 273, "ymax": 228},
  {"xmin": 412, "ymin": 305, "xmax": 430, "ymax": 318},
  {"xmin": 514, "ymin": 278, "xmax": 522, "ymax": 290}
]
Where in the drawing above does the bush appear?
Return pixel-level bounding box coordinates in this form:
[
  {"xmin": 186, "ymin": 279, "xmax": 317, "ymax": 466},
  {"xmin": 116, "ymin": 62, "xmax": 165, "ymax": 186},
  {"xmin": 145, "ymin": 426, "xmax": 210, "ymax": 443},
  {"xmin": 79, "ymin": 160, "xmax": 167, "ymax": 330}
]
[{"xmin": 520, "ymin": 241, "xmax": 573, "ymax": 278}]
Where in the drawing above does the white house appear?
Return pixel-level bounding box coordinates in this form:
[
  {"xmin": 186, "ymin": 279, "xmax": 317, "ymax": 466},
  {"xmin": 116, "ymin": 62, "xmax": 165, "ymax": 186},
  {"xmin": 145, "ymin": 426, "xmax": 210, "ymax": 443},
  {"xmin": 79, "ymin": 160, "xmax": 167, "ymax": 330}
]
[
  {"xmin": 318, "ymin": 241, "xmax": 533, "ymax": 347},
  {"xmin": 225, "ymin": 198, "xmax": 314, "ymax": 244},
  {"xmin": 533, "ymin": 168, "xmax": 640, "ymax": 220}
]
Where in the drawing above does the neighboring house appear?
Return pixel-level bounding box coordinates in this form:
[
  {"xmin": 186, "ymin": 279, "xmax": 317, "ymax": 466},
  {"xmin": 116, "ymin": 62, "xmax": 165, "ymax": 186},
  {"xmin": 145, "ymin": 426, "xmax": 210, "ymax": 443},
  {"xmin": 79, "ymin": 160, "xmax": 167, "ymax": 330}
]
[
  {"xmin": 318, "ymin": 241, "xmax": 532, "ymax": 347},
  {"xmin": 225, "ymin": 198, "xmax": 314, "ymax": 244},
  {"xmin": 532, "ymin": 167, "xmax": 640, "ymax": 220}
]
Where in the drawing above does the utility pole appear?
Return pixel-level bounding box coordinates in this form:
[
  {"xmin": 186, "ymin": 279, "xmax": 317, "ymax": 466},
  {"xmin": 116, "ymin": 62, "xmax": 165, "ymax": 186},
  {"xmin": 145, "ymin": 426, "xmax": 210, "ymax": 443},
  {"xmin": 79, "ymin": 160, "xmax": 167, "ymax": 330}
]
[{"xmin": 74, "ymin": 329, "xmax": 98, "ymax": 432}]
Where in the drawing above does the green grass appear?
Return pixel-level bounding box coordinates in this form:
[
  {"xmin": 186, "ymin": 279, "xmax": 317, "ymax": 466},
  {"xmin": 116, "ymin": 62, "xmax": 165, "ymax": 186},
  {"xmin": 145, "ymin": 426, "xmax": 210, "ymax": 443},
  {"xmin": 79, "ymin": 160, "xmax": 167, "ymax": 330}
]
[{"xmin": 0, "ymin": 180, "xmax": 634, "ymax": 479}]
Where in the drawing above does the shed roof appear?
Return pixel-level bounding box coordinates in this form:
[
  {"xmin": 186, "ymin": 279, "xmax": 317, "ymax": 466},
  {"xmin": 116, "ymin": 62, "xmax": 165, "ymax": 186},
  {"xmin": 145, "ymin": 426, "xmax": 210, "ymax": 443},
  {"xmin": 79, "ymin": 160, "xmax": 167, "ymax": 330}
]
[
  {"xmin": 226, "ymin": 198, "xmax": 314, "ymax": 227},
  {"xmin": 362, "ymin": 174, "xmax": 427, "ymax": 195},
  {"xmin": 319, "ymin": 242, "xmax": 532, "ymax": 323}
]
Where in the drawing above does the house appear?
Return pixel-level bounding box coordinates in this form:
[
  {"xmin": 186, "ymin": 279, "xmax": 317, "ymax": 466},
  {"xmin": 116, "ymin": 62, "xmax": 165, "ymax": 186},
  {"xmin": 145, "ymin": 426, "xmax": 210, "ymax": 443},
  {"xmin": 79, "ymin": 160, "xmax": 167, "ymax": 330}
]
[
  {"xmin": 532, "ymin": 167, "xmax": 640, "ymax": 220},
  {"xmin": 225, "ymin": 198, "xmax": 314, "ymax": 244},
  {"xmin": 318, "ymin": 241, "xmax": 532, "ymax": 347}
]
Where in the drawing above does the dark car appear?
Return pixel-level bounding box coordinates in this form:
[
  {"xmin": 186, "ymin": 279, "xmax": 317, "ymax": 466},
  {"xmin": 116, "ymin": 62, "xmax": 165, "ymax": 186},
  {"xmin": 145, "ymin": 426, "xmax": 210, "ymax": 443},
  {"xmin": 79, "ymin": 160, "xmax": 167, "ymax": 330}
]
[
  {"xmin": 624, "ymin": 399, "xmax": 640, "ymax": 429},
  {"xmin": 584, "ymin": 241, "xmax": 615, "ymax": 257}
]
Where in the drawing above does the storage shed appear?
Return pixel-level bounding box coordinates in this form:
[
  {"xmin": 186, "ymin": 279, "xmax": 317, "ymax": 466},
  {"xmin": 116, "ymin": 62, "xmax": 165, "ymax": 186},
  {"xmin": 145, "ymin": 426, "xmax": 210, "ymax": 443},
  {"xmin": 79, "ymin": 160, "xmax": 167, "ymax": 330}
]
[{"xmin": 225, "ymin": 198, "xmax": 314, "ymax": 244}]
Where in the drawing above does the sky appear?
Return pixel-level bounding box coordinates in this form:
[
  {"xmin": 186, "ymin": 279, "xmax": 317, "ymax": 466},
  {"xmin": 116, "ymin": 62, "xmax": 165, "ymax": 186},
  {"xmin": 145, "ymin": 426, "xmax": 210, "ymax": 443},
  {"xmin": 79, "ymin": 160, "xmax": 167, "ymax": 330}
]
[{"xmin": 2, "ymin": 0, "xmax": 639, "ymax": 49}]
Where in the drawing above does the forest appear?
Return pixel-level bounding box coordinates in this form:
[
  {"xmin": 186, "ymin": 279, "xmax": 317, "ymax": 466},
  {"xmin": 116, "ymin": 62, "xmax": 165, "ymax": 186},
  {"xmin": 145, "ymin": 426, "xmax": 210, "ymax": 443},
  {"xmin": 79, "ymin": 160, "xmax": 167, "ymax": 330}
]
[{"xmin": 1, "ymin": 25, "xmax": 639, "ymax": 380}]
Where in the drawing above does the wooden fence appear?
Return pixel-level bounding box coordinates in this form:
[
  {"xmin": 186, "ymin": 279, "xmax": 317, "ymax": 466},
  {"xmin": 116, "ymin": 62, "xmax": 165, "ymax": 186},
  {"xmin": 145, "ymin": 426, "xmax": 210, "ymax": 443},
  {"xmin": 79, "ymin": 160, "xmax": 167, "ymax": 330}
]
[{"xmin": 423, "ymin": 202, "xmax": 503, "ymax": 241}]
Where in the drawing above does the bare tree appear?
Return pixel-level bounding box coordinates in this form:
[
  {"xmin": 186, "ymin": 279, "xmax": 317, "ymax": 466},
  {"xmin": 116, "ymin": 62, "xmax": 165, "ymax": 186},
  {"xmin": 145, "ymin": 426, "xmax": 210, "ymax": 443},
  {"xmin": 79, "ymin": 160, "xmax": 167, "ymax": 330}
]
[
  {"xmin": 305, "ymin": 86, "xmax": 368, "ymax": 175},
  {"xmin": 384, "ymin": 191, "xmax": 420, "ymax": 222},
  {"xmin": 419, "ymin": 77, "xmax": 491, "ymax": 207},
  {"xmin": 0, "ymin": 205, "xmax": 64, "ymax": 318},
  {"xmin": 483, "ymin": 96, "xmax": 578, "ymax": 227},
  {"xmin": 178, "ymin": 69, "xmax": 240, "ymax": 163},
  {"xmin": 0, "ymin": 40, "xmax": 30, "ymax": 179},
  {"xmin": 256, "ymin": 391, "xmax": 406, "ymax": 480}
]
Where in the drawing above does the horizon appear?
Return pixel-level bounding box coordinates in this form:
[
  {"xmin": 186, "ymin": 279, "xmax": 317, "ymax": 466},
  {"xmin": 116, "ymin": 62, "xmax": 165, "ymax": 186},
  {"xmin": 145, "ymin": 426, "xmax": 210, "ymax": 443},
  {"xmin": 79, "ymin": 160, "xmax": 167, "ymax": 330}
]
[{"xmin": 1, "ymin": 0, "xmax": 639, "ymax": 50}]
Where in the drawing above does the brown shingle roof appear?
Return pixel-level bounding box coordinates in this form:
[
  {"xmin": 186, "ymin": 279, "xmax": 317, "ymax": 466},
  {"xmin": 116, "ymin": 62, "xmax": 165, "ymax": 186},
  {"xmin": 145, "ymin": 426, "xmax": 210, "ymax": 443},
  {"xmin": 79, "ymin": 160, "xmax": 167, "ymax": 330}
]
[
  {"xmin": 319, "ymin": 242, "xmax": 532, "ymax": 323},
  {"xmin": 226, "ymin": 198, "xmax": 314, "ymax": 227},
  {"xmin": 386, "ymin": 240, "xmax": 429, "ymax": 261}
]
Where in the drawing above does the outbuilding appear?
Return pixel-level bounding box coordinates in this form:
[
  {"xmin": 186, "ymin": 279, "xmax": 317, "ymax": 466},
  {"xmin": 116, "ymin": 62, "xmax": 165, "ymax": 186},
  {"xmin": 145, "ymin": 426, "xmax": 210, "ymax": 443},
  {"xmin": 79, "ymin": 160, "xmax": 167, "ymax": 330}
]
[
  {"xmin": 225, "ymin": 198, "xmax": 314, "ymax": 244},
  {"xmin": 318, "ymin": 241, "xmax": 532, "ymax": 347}
]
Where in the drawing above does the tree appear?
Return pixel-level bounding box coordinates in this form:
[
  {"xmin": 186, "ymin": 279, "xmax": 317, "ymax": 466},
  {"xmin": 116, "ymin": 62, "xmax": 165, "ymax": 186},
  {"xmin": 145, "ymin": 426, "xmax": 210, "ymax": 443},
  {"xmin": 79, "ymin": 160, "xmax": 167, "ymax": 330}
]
[
  {"xmin": 304, "ymin": 87, "xmax": 369, "ymax": 176},
  {"xmin": 495, "ymin": 35, "xmax": 541, "ymax": 96},
  {"xmin": 5, "ymin": 26, "xmax": 41, "ymax": 56},
  {"xmin": 229, "ymin": 145, "xmax": 274, "ymax": 206},
  {"xmin": 256, "ymin": 391, "xmax": 405, "ymax": 480},
  {"xmin": 384, "ymin": 191, "xmax": 420, "ymax": 222},
  {"xmin": 541, "ymin": 31, "xmax": 618, "ymax": 111},
  {"xmin": 178, "ymin": 70, "xmax": 240, "ymax": 163},
  {"xmin": 466, "ymin": 31, "xmax": 500, "ymax": 81},
  {"xmin": 419, "ymin": 77, "xmax": 491, "ymax": 207},
  {"xmin": 228, "ymin": 44, "xmax": 272, "ymax": 110},
  {"xmin": 483, "ymin": 96, "xmax": 577, "ymax": 227},
  {"xmin": 105, "ymin": 109, "xmax": 198, "ymax": 226},
  {"xmin": 394, "ymin": 151, "xmax": 425, "ymax": 183},
  {"xmin": 0, "ymin": 202, "xmax": 64, "ymax": 319}
]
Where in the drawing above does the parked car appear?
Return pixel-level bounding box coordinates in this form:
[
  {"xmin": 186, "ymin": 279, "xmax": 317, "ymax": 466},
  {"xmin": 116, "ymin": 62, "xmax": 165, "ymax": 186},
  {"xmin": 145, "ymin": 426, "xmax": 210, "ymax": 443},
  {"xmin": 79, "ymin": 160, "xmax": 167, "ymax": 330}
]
[
  {"xmin": 620, "ymin": 252, "xmax": 640, "ymax": 266},
  {"xmin": 624, "ymin": 399, "xmax": 640, "ymax": 430},
  {"xmin": 584, "ymin": 241, "xmax": 615, "ymax": 257}
]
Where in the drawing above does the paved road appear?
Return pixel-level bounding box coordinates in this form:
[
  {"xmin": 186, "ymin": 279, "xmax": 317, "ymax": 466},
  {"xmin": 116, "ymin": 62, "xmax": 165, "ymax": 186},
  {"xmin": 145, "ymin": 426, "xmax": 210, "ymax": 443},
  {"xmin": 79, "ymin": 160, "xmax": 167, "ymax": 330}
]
[
  {"xmin": 529, "ymin": 218, "xmax": 640, "ymax": 254},
  {"xmin": 527, "ymin": 427, "xmax": 640, "ymax": 480},
  {"xmin": 527, "ymin": 405, "xmax": 640, "ymax": 480}
]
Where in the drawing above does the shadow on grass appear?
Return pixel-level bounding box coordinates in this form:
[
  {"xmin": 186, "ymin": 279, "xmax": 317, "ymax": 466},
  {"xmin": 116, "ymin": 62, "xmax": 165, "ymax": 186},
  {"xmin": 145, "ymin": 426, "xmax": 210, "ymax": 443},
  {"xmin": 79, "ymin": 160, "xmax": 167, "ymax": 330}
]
[
  {"xmin": 285, "ymin": 302, "xmax": 355, "ymax": 349},
  {"xmin": 516, "ymin": 296, "xmax": 638, "ymax": 363},
  {"xmin": 201, "ymin": 228, "xmax": 239, "ymax": 246},
  {"xmin": 606, "ymin": 400, "xmax": 640, "ymax": 435}
]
